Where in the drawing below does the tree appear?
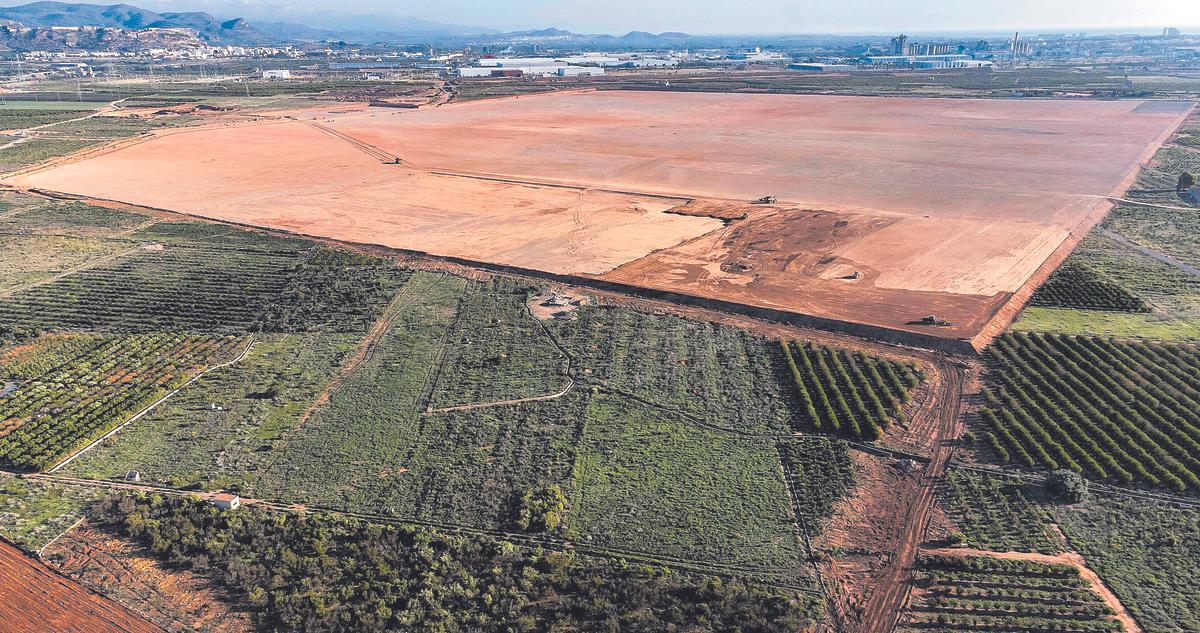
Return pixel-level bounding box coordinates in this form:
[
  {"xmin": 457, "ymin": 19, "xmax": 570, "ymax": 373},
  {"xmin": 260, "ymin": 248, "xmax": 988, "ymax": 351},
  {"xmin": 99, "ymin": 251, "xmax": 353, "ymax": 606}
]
[
  {"xmin": 1178, "ymin": 172, "xmax": 1196, "ymax": 191},
  {"xmin": 1046, "ymin": 469, "xmax": 1088, "ymax": 503}
]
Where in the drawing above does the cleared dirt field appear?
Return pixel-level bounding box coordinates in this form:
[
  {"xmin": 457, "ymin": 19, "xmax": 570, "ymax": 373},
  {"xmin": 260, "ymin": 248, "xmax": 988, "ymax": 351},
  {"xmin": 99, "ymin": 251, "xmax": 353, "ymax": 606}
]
[
  {"xmin": 8, "ymin": 92, "xmax": 1190, "ymax": 348},
  {"xmin": 0, "ymin": 539, "xmax": 161, "ymax": 633}
]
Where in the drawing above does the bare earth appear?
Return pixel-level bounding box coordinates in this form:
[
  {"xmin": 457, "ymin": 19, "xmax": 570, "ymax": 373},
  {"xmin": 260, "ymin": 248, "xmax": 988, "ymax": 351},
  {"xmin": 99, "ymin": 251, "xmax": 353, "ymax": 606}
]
[
  {"xmin": 44, "ymin": 525, "xmax": 251, "ymax": 633},
  {"xmin": 9, "ymin": 92, "xmax": 1190, "ymax": 348},
  {"xmin": 0, "ymin": 538, "xmax": 161, "ymax": 633}
]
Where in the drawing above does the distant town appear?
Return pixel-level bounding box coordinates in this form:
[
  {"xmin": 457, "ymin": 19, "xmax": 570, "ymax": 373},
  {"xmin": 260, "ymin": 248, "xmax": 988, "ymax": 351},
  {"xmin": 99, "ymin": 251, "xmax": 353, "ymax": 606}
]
[{"xmin": 1, "ymin": 18, "xmax": 1197, "ymax": 84}]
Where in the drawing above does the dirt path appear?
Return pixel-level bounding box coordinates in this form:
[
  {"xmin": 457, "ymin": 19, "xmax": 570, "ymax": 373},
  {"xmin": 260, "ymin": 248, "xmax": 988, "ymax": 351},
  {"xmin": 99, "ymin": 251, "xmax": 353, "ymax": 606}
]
[
  {"xmin": 921, "ymin": 546, "xmax": 1142, "ymax": 633},
  {"xmin": 1099, "ymin": 227, "xmax": 1200, "ymax": 276},
  {"xmin": 425, "ymin": 379, "xmax": 575, "ymax": 414},
  {"xmin": 855, "ymin": 359, "xmax": 965, "ymax": 633}
]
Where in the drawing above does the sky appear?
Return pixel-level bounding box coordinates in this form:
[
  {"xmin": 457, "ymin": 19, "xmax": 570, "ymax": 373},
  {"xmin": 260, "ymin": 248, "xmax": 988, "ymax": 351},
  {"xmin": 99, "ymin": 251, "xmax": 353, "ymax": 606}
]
[{"xmin": 26, "ymin": 0, "xmax": 1200, "ymax": 34}]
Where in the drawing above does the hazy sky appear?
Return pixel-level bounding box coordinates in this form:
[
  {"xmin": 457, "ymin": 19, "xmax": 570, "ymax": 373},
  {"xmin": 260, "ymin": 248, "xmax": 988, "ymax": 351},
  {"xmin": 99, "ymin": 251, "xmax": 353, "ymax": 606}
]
[{"xmin": 32, "ymin": 0, "xmax": 1200, "ymax": 33}]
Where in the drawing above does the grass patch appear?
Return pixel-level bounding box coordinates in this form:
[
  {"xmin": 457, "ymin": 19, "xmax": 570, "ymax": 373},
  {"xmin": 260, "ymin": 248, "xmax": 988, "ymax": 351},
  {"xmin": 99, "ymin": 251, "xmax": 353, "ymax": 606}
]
[
  {"xmin": 1013, "ymin": 307, "xmax": 1200, "ymax": 341},
  {"xmin": 0, "ymin": 473, "xmax": 98, "ymax": 550},
  {"xmin": 1053, "ymin": 496, "xmax": 1200, "ymax": 633},
  {"xmin": 570, "ymin": 393, "xmax": 805, "ymax": 580}
]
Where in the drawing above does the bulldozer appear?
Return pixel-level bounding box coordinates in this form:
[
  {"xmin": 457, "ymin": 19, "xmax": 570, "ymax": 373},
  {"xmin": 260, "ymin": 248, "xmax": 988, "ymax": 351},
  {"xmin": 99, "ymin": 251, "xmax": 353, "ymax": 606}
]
[{"xmin": 754, "ymin": 195, "xmax": 777, "ymax": 204}]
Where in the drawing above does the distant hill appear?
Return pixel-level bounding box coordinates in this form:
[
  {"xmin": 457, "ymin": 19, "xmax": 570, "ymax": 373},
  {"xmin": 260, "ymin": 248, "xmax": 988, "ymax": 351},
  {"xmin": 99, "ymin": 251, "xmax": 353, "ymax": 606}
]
[
  {"xmin": 0, "ymin": 1, "xmax": 266, "ymax": 42},
  {"xmin": 0, "ymin": 2, "xmax": 703, "ymax": 47}
]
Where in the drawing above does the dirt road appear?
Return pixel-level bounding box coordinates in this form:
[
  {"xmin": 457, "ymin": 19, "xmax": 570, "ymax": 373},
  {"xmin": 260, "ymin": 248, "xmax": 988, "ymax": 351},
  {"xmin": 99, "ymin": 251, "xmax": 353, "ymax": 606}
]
[{"xmin": 855, "ymin": 359, "xmax": 965, "ymax": 633}]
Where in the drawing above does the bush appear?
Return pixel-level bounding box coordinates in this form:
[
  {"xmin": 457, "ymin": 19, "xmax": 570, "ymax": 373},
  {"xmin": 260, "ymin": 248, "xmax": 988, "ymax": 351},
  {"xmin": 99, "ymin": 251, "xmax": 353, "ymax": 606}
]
[{"xmin": 1047, "ymin": 469, "xmax": 1089, "ymax": 503}]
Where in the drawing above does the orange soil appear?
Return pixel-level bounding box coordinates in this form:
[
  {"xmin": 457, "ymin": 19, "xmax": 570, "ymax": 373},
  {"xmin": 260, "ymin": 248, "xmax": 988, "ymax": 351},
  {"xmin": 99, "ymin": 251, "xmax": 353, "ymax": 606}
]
[
  {"xmin": 7, "ymin": 92, "xmax": 1190, "ymax": 347},
  {"xmin": 8, "ymin": 121, "xmax": 718, "ymax": 277},
  {"xmin": 45, "ymin": 525, "xmax": 251, "ymax": 633},
  {"xmin": 0, "ymin": 538, "xmax": 162, "ymax": 633}
]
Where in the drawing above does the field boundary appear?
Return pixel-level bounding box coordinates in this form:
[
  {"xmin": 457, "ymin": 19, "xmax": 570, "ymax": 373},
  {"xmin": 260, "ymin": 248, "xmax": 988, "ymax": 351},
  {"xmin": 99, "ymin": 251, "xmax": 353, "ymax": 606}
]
[{"xmin": 45, "ymin": 335, "xmax": 257, "ymax": 474}]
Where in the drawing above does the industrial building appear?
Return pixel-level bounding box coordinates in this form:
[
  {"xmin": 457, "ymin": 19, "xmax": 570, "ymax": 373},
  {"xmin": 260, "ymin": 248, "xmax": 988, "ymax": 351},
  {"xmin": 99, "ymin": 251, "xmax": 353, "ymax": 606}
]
[
  {"xmin": 866, "ymin": 54, "xmax": 992, "ymax": 68},
  {"xmin": 790, "ymin": 63, "xmax": 854, "ymax": 72},
  {"xmin": 458, "ymin": 57, "xmax": 606, "ymax": 78}
]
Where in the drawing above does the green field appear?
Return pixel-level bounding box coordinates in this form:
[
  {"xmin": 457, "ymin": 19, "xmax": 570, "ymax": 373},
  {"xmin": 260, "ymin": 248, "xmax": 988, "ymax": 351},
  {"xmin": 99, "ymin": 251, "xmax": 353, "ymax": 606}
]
[
  {"xmin": 0, "ymin": 473, "xmax": 98, "ymax": 550},
  {"xmin": 571, "ymin": 393, "xmax": 804, "ymax": 576},
  {"xmin": 1013, "ymin": 308, "xmax": 1200, "ymax": 341},
  {"xmin": 939, "ymin": 469, "xmax": 1064, "ymax": 554},
  {"xmin": 1054, "ymin": 496, "xmax": 1200, "ymax": 633}
]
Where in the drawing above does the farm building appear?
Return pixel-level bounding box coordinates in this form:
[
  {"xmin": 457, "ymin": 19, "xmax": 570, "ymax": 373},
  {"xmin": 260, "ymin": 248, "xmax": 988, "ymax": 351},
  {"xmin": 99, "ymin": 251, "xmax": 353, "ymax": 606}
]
[{"xmin": 210, "ymin": 493, "xmax": 241, "ymax": 510}]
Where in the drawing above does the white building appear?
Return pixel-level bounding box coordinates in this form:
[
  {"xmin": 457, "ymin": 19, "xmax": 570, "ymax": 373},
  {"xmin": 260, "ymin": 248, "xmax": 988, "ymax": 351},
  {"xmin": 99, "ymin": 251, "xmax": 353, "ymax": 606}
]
[
  {"xmin": 262, "ymin": 69, "xmax": 291, "ymax": 80},
  {"xmin": 211, "ymin": 493, "xmax": 241, "ymax": 510},
  {"xmin": 459, "ymin": 57, "xmax": 605, "ymax": 78}
]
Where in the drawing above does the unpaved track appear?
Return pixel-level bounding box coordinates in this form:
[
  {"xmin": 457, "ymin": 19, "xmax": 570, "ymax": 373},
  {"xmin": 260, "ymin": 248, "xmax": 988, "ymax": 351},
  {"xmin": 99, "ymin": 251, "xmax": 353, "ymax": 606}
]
[
  {"xmin": 425, "ymin": 379, "xmax": 575, "ymax": 414},
  {"xmin": 856, "ymin": 359, "xmax": 965, "ymax": 633},
  {"xmin": 921, "ymin": 546, "xmax": 1142, "ymax": 633},
  {"xmin": 1099, "ymin": 228, "xmax": 1200, "ymax": 276}
]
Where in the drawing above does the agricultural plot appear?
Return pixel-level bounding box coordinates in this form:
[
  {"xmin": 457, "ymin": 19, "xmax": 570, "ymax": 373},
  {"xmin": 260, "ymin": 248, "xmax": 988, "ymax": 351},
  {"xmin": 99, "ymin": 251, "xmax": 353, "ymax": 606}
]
[
  {"xmin": 1015, "ymin": 230, "xmax": 1200, "ymax": 340},
  {"xmin": 939, "ymin": 469, "xmax": 1064, "ymax": 554},
  {"xmin": 377, "ymin": 393, "xmax": 587, "ymax": 529},
  {"xmin": 1053, "ymin": 496, "xmax": 1200, "ymax": 633},
  {"xmin": 979, "ymin": 332, "xmax": 1200, "ymax": 492},
  {"xmin": 426, "ymin": 278, "xmax": 568, "ymax": 410},
  {"xmin": 1030, "ymin": 262, "xmax": 1150, "ymax": 312},
  {"xmin": 1106, "ymin": 203, "xmax": 1200, "ymax": 271},
  {"xmin": 0, "ymin": 235, "xmax": 132, "ymax": 293},
  {"xmin": 570, "ymin": 393, "xmax": 806, "ymax": 579},
  {"xmin": 35, "ymin": 262, "xmax": 857, "ymax": 584},
  {"xmin": 37, "ymin": 114, "xmax": 197, "ymax": 139},
  {"xmin": 250, "ymin": 272, "xmax": 468, "ymax": 508},
  {"xmin": 59, "ymin": 333, "xmax": 360, "ymax": 492},
  {"xmin": 93, "ymin": 494, "xmax": 824, "ymax": 632},
  {"xmin": 0, "ymin": 107, "xmax": 95, "ymax": 130},
  {"xmin": 779, "ymin": 339, "xmax": 918, "ymax": 441},
  {"xmin": 777, "ymin": 436, "xmax": 856, "ymax": 535},
  {"xmin": 898, "ymin": 554, "xmax": 1121, "ymax": 632},
  {"xmin": 0, "ymin": 473, "xmax": 98, "ymax": 550},
  {"xmin": 0, "ymin": 200, "xmax": 147, "ymax": 236},
  {"xmin": 0, "ymin": 332, "xmax": 244, "ymax": 471},
  {"xmin": 0, "ymin": 234, "xmax": 408, "ymax": 334},
  {"xmin": 547, "ymin": 306, "xmax": 799, "ymax": 434},
  {"xmin": 0, "ymin": 138, "xmax": 99, "ymax": 173},
  {"xmin": 1013, "ymin": 308, "xmax": 1200, "ymax": 341}
]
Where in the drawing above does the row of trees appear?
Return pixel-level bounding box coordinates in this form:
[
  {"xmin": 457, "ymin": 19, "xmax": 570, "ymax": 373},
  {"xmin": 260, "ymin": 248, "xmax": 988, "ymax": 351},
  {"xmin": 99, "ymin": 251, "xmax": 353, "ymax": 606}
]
[
  {"xmin": 780, "ymin": 340, "xmax": 917, "ymax": 441},
  {"xmin": 981, "ymin": 332, "xmax": 1200, "ymax": 492},
  {"xmin": 905, "ymin": 555, "xmax": 1121, "ymax": 633},
  {"xmin": 0, "ymin": 333, "xmax": 240, "ymax": 471},
  {"xmin": 1029, "ymin": 262, "xmax": 1149, "ymax": 312}
]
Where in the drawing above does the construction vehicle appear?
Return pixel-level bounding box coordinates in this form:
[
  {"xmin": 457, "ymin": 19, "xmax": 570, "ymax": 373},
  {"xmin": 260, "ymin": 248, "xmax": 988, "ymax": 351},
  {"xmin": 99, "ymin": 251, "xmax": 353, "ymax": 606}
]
[{"xmin": 754, "ymin": 195, "xmax": 777, "ymax": 204}]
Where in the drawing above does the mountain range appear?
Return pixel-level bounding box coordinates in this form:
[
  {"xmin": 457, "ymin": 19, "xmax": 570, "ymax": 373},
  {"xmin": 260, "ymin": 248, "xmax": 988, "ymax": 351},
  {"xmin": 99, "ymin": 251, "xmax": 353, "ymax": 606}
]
[{"xmin": 0, "ymin": 1, "xmax": 698, "ymax": 46}]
